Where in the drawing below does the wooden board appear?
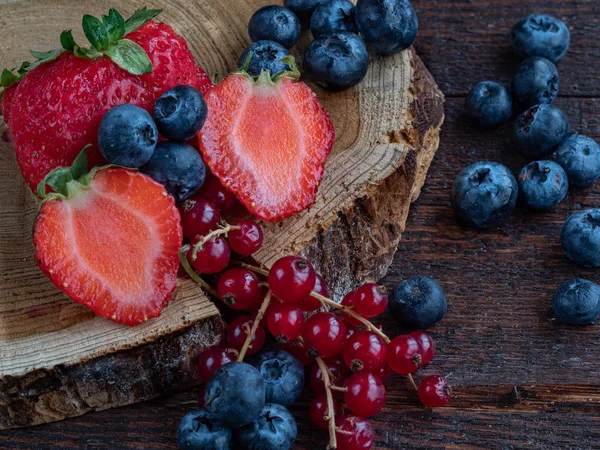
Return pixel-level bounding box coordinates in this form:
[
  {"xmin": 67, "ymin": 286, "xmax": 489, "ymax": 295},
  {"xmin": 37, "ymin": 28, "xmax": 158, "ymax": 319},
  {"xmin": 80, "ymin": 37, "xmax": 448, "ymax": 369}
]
[{"xmin": 0, "ymin": 0, "xmax": 443, "ymax": 431}]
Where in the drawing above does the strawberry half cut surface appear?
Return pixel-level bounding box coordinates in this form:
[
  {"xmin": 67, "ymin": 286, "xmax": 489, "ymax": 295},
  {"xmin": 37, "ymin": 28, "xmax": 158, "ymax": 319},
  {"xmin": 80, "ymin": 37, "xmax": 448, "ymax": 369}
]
[
  {"xmin": 199, "ymin": 65, "xmax": 335, "ymax": 222},
  {"xmin": 33, "ymin": 150, "xmax": 182, "ymax": 326}
]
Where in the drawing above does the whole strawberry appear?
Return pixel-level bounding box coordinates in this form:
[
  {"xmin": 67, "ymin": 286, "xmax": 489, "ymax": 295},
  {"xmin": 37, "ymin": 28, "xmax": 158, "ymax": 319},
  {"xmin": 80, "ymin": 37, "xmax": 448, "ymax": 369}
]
[
  {"xmin": 33, "ymin": 149, "xmax": 183, "ymax": 326},
  {"xmin": 1, "ymin": 8, "xmax": 212, "ymax": 192}
]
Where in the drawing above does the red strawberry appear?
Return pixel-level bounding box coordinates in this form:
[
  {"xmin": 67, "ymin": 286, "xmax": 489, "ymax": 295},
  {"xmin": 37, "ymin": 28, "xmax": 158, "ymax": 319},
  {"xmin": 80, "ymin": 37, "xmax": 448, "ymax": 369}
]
[
  {"xmin": 33, "ymin": 157, "xmax": 182, "ymax": 326},
  {"xmin": 199, "ymin": 71, "xmax": 335, "ymax": 222},
  {"xmin": 2, "ymin": 10, "xmax": 212, "ymax": 193}
]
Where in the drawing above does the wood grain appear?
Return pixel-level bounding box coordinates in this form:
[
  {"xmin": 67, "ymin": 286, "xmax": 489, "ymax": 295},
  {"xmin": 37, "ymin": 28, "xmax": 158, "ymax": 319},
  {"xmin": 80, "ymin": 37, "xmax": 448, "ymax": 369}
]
[
  {"xmin": 0, "ymin": 0, "xmax": 443, "ymax": 431},
  {"xmin": 1, "ymin": 0, "xmax": 597, "ymax": 448}
]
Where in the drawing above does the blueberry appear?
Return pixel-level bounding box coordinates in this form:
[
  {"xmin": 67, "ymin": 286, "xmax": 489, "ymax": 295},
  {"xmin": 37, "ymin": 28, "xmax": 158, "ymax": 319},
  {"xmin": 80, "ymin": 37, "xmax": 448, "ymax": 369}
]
[
  {"xmin": 355, "ymin": 0, "xmax": 418, "ymax": 56},
  {"xmin": 204, "ymin": 362, "xmax": 265, "ymax": 428},
  {"xmin": 451, "ymin": 162, "xmax": 518, "ymax": 228},
  {"xmin": 552, "ymin": 278, "xmax": 600, "ymax": 325},
  {"xmin": 249, "ymin": 349, "xmax": 304, "ymax": 407},
  {"xmin": 140, "ymin": 142, "xmax": 206, "ymax": 202},
  {"xmin": 514, "ymin": 104, "xmax": 570, "ymax": 159},
  {"xmin": 310, "ymin": 0, "xmax": 358, "ymax": 40},
  {"xmin": 239, "ymin": 41, "xmax": 291, "ymax": 77},
  {"xmin": 464, "ymin": 81, "xmax": 513, "ymax": 127},
  {"xmin": 511, "ymin": 14, "xmax": 570, "ymax": 62},
  {"xmin": 235, "ymin": 404, "xmax": 297, "ymax": 450},
  {"xmin": 511, "ymin": 57, "xmax": 559, "ymax": 112},
  {"xmin": 561, "ymin": 209, "xmax": 600, "ymax": 267},
  {"xmin": 283, "ymin": 0, "xmax": 328, "ymax": 26},
  {"xmin": 389, "ymin": 276, "xmax": 447, "ymax": 330},
  {"xmin": 98, "ymin": 104, "xmax": 157, "ymax": 168},
  {"xmin": 555, "ymin": 134, "xmax": 600, "ymax": 187},
  {"xmin": 303, "ymin": 32, "xmax": 369, "ymax": 91},
  {"xmin": 248, "ymin": 6, "xmax": 301, "ymax": 49},
  {"xmin": 153, "ymin": 86, "xmax": 208, "ymax": 142},
  {"xmin": 517, "ymin": 160, "xmax": 568, "ymax": 210},
  {"xmin": 177, "ymin": 409, "xmax": 232, "ymax": 450}
]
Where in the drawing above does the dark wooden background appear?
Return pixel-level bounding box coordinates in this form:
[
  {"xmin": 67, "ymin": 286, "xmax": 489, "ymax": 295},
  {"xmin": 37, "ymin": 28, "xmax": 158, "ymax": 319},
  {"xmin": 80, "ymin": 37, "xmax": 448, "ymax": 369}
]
[{"xmin": 2, "ymin": 0, "xmax": 600, "ymax": 448}]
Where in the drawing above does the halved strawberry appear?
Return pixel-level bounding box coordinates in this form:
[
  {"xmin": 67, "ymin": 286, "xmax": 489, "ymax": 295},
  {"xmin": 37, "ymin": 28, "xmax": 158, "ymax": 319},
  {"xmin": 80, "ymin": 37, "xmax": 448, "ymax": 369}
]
[
  {"xmin": 33, "ymin": 152, "xmax": 182, "ymax": 325},
  {"xmin": 199, "ymin": 68, "xmax": 335, "ymax": 222}
]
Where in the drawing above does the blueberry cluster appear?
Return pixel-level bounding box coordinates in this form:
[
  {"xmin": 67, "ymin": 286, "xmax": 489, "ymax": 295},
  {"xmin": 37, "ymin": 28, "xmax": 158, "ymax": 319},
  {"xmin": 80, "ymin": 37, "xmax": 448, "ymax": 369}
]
[
  {"xmin": 98, "ymin": 85, "xmax": 208, "ymax": 202},
  {"xmin": 239, "ymin": 0, "xmax": 419, "ymax": 91},
  {"xmin": 458, "ymin": 14, "xmax": 600, "ymax": 326},
  {"xmin": 178, "ymin": 350, "xmax": 303, "ymax": 450}
]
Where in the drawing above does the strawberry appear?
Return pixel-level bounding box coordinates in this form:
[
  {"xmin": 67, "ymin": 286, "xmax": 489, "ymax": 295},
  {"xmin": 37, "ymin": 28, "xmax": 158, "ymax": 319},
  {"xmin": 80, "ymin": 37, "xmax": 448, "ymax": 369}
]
[
  {"xmin": 33, "ymin": 150, "xmax": 182, "ymax": 326},
  {"xmin": 1, "ymin": 8, "xmax": 212, "ymax": 193},
  {"xmin": 199, "ymin": 63, "xmax": 335, "ymax": 222}
]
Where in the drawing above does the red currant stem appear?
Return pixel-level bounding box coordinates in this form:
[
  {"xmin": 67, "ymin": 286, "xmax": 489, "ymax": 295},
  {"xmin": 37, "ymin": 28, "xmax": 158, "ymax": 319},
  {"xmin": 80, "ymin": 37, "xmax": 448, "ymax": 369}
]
[
  {"xmin": 310, "ymin": 292, "xmax": 391, "ymax": 344},
  {"xmin": 178, "ymin": 245, "xmax": 219, "ymax": 298},
  {"xmin": 236, "ymin": 261, "xmax": 269, "ymax": 276},
  {"xmin": 328, "ymin": 385, "xmax": 348, "ymax": 393},
  {"xmin": 407, "ymin": 373, "xmax": 418, "ymax": 392},
  {"xmin": 237, "ymin": 290, "xmax": 272, "ymax": 362},
  {"xmin": 334, "ymin": 428, "xmax": 353, "ymax": 437},
  {"xmin": 191, "ymin": 224, "xmax": 240, "ymax": 260},
  {"xmin": 315, "ymin": 356, "xmax": 338, "ymax": 450}
]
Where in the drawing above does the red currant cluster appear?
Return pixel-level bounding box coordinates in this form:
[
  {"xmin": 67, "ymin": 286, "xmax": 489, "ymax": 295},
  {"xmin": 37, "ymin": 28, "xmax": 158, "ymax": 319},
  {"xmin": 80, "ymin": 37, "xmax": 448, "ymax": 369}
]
[{"xmin": 179, "ymin": 177, "xmax": 452, "ymax": 450}]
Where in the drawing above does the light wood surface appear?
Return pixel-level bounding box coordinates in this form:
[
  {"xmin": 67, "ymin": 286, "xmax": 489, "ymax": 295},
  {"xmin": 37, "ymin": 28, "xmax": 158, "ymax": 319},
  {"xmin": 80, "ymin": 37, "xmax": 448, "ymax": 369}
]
[{"xmin": 0, "ymin": 0, "xmax": 443, "ymax": 429}]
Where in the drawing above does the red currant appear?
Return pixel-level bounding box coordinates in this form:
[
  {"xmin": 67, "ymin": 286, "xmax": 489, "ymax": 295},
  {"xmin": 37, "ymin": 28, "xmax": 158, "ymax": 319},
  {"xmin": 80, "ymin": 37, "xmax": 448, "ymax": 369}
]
[
  {"xmin": 387, "ymin": 334, "xmax": 424, "ymax": 375},
  {"xmin": 180, "ymin": 197, "xmax": 221, "ymax": 240},
  {"xmin": 197, "ymin": 384, "xmax": 206, "ymax": 407},
  {"xmin": 268, "ymin": 256, "xmax": 316, "ymax": 303},
  {"xmin": 343, "ymin": 330, "xmax": 388, "ymax": 372},
  {"xmin": 217, "ymin": 268, "xmax": 262, "ymax": 310},
  {"xmin": 196, "ymin": 345, "xmax": 235, "ymax": 382},
  {"xmin": 310, "ymin": 395, "xmax": 345, "ymax": 430},
  {"xmin": 266, "ymin": 300, "xmax": 305, "ymax": 342},
  {"xmin": 341, "ymin": 290, "xmax": 363, "ymax": 327},
  {"xmin": 336, "ymin": 416, "xmax": 375, "ymax": 450},
  {"xmin": 344, "ymin": 371, "xmax": 386, "ymax": 417},
  {"xmin": 374, "ymin": 364, "xmax": 391, "ymax": 383},
  {"xmin": 227, "ymin": 316, "xmax": 265, "ymax": 356},
  {"xmin": 354, "ymin": 283, "xmax": 388, "ymax": 318},
  {"xmin": 410, "ymin": 330, "xmax": 435, "ymax": 365},
  {"xmin": 303, "ymin": 312, "xmax": 346, "ymax": 358},
  {"xmin": 310, "ymin": 356, "xmax": 350, "ymax": 395},
  {"xmin": 418, "ymin": 375, "xmax": 452, "ymax": 407},
  {"xmin": 280, "ymin": 339, "xmax": 313, "ymax": 366},
  {"xmin": 299, "ymin": 274, "xmax": 328, "ymax": 311},
  {"xmin": 188, "ymin": 236, "xmax": 230, "ymax": 274},
  {"xmin": 228, "ymin": 220, "xmax": 264, "ymax": 255},
  {"xmin": 197, "ymin": 173, "xmax": 237, "ymax": 213}
]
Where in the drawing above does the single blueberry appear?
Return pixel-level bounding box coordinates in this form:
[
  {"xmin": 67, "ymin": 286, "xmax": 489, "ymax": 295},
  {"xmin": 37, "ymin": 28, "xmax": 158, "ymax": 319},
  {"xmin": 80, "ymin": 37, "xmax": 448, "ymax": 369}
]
[
  {"xmin": 511, "ymin": 57, "xmax": 559, "ymax": 112},
  {"xmin": 561, "ymin": 209, "xmax": 600, "ymax": 267},
  {"xmin": 517, "ymin": 160, "xmax": 568, "ymax": 210},
  {"xmin": 514, "ymin": 104, "xmax": 570, "ymax": 159},
  {"xmin": 511, "ymin": 13, "xmax": 570, "ymax": 62},
  {"xmin": 249, "ymin": 349, "xmax": 304, "ymax": 407},
  {"xmin": 98, "ymin": 104, "xmax": 157, "ymax": 168},
  {"xmin": 555, "ymin": 134, "xmax": 600, "ymax": 187},
  {"xmin": 177, "ymin": 408, "xmax": 232, "ymax": 450},
  {"xmin": 451, "ymin": 161, "xmax": 518, "ymax": 228},
  {"xmin": 552, "ymin": 278, "xmax": 600, "ymax": 325},
  {"xmin": 204, "ymin": 362, "xmax": 265, "ymax": 429},
  {"xmin": 248, "ymin": 6, "xmax": 301, "ymax": 49},
  {"xmin": 303, "ymin": 32, "xmax": 369, "ymax": 91},
  {"xmin": 465, "ymin": 81, "xmax": 513, "ymax": 127},
  {"xmin": 389, "ymin": 276, "xmax": 447, "ymax": 330},
  {"xmin": 283, "ymin": 0, "xmax": 328, "ymax": 26},
  {"xmin": 239, "ymin": 40, "xmax": 292, "ymax": 77},
  {"xmin": 235, "ymin": 403, "xmax": 297, "ymax": 450},
  {"xmin": 310, "ymin": 0, "xmax": 358, "ymax": 40},
  {"xmin": 154, "ymin": 86, "xmax": 208, "ymax": 142},
  {"xmin": 355, "ymin": 0, "xmax": 418, "ymax": 56},
  {"xmin": 140, "ymin": 142, "xmax": 206, "ymax": 202}
]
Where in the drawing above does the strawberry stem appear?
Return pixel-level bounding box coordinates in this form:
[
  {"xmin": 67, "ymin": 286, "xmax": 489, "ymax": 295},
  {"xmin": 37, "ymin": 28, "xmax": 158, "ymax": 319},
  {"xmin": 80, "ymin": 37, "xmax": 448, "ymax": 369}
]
[{"xmin": 178, "ymin": 245, "xmax": 219, "ymax": 298}]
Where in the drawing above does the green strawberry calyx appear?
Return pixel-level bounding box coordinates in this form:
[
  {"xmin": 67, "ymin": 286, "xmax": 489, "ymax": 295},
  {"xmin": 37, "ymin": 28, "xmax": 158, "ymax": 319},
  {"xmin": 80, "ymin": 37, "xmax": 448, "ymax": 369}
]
[
  {"xmin": 1, "ymin": 7, "xmax": 162, "ymax": 90},
  {"xmin": 237, "ymin": 54, "xmax": 301, "ymax": 85}
]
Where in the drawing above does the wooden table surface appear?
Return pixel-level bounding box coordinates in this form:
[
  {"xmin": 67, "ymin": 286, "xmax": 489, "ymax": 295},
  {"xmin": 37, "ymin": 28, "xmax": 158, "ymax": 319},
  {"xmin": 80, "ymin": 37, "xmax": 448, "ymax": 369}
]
[{"xmin": 2, "ymin": 0, "xmax": 600, "ymax": 448}]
